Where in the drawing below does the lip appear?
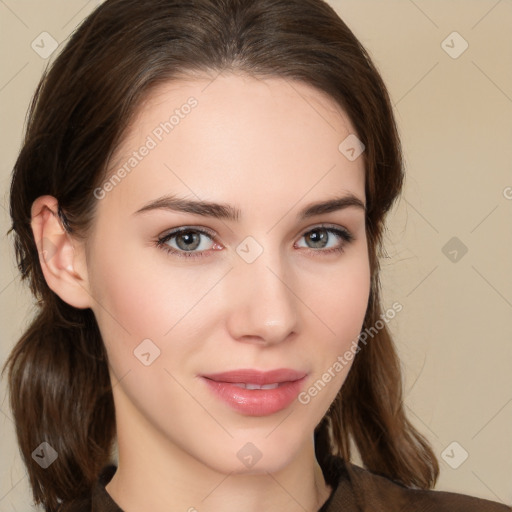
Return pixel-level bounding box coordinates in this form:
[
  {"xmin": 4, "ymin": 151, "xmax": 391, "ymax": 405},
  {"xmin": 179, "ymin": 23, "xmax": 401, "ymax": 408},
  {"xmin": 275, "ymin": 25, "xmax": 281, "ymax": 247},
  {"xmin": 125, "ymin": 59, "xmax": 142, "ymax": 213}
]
[{"xmin": 201, "ymin": 368, "xmax": 307, "ymax": 416}]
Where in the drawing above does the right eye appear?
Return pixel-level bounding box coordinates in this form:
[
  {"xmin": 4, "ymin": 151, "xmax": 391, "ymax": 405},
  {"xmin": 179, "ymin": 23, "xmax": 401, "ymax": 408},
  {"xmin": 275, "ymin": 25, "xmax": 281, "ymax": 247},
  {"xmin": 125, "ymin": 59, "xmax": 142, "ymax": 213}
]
[{"xmin": 155, "ymin": 227, "xmax": 220, "ymax": 259}]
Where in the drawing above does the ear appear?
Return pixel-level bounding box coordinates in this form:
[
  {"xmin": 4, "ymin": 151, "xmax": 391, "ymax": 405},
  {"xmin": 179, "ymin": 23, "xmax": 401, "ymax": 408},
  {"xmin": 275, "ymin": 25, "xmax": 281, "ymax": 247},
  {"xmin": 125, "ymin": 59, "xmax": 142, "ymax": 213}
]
[{"xmin": 31, "ymin": 195, "xmax": 92, "ymax": 309}]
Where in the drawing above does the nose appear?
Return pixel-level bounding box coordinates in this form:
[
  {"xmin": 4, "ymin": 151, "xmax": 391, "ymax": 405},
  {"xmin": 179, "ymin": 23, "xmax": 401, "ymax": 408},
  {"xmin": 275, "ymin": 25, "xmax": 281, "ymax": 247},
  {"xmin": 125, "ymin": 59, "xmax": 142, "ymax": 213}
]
[{"xmin": 225, "ymin": 249, "xmax": 299, "ymax": 346}]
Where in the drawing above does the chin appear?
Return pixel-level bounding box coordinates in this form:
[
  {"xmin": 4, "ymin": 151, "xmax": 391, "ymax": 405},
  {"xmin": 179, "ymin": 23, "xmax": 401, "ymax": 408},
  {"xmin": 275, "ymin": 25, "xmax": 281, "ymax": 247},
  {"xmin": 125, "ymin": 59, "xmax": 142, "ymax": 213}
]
[{"xmin": 190, "ymin": 433, "xmax": 308, "ymax": 477}]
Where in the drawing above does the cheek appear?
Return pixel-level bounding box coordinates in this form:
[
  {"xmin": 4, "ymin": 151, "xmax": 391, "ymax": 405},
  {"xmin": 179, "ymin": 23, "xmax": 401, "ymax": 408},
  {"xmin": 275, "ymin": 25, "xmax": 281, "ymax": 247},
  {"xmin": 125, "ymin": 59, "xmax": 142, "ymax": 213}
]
[
  {"xmin": 313, "ymin": 252, "xmax": 371, "ymax": 343},
  {"xmin": 333, "ymin": 266, "xmax": 370, "ymax": 339},
  {"xmin": 301, "ymin": 252, "xmax": 370, "ymax": 398},
  {"xmin": 87, "ymin": 235, "xmax": 225, "ymax": 371}
]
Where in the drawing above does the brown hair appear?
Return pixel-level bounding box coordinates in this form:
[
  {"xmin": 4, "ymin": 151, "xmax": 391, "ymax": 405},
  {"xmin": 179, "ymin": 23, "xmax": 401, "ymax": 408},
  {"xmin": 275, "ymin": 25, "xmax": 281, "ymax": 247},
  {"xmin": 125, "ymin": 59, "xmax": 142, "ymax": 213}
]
[{"xmin": 3, "ymin": 0, "xmax": 439, "ymax": 510}]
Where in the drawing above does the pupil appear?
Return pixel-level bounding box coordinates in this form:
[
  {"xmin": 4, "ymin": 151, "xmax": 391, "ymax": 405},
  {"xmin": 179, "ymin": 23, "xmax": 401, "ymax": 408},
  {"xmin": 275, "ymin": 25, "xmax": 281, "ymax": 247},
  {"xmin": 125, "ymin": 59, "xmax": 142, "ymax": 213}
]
[
  {"xmin": 178, "ymin": 231, "xmax": 199, "ymax": 250},
  {"xmin": 309, "ymin": 229, "xmax": 326, "ymax": 248}
]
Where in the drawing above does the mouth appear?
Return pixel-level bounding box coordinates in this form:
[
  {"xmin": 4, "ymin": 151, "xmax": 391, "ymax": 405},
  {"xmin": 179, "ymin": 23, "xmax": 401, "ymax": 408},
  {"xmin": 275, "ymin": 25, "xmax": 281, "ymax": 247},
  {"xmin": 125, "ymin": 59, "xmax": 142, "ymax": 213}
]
[
  {"xmin": 231, "ymin": 382, "xmax": 281, "ymax": 390},
  {"xmin": 200, "ymin": 368, "xmax": 307, "ymax": 416}
]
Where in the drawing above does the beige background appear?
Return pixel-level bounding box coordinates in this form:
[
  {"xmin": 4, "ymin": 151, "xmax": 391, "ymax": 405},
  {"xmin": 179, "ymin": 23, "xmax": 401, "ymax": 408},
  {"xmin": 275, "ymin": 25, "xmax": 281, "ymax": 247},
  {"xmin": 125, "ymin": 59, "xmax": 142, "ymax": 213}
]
[{"xmin": 1, "ymin": 0, "xmax": 511, "ymax": 510}]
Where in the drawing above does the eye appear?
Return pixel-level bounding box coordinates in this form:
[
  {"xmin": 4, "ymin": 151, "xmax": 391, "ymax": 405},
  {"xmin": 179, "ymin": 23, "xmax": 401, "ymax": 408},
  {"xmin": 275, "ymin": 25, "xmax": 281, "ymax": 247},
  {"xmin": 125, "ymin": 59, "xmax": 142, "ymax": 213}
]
[
  {"xmin": 155, "ymin": 224, "xmax": 354, "ymax": 259},
  {"xmin": 295, "ymin": 225, "xmax": 354, "ymax": 256},
  {"xmin": 156, "ymin": 227, "xmax": 217, "ymax": 259}
]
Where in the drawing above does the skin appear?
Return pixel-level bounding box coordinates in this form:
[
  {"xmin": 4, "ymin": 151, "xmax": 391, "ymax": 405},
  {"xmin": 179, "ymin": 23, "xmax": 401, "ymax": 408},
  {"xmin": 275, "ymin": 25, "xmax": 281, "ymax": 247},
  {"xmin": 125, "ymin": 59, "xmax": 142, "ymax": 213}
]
[{"xmin": 31, "ymin": 73, "xmax": 370, "ymax": 512}]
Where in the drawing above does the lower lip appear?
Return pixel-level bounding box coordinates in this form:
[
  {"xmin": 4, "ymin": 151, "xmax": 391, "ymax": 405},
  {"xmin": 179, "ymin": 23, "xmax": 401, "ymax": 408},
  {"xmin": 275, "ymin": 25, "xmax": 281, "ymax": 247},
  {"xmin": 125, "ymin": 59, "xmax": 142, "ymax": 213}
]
[{"xmin": 202, "ymin": 376, "xmax": 306, "ymax": 416}]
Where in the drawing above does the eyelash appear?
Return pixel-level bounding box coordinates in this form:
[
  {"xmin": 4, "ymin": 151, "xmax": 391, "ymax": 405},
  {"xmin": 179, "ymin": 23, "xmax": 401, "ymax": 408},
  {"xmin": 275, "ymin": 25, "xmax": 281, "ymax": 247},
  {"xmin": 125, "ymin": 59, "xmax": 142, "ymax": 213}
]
[{"xmin": 155, "ymin": 224, "xmax": 354, "ymax": 260}]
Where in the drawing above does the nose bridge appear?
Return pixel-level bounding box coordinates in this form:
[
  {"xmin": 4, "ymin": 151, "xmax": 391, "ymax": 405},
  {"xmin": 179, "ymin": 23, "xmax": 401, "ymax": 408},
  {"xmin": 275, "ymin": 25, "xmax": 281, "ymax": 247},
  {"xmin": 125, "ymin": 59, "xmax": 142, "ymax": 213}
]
[{"xmin": 226, "ymin": 237, "xmax": 299, "ymax": 344}]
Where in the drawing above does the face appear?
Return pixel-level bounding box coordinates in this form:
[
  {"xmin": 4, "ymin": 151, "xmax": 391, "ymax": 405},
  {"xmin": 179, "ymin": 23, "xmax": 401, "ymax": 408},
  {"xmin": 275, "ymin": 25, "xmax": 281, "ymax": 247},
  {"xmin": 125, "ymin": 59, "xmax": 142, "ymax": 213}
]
[{"xmin": 85, "ymin": 73, "xmax": 370, "ymax": 474}]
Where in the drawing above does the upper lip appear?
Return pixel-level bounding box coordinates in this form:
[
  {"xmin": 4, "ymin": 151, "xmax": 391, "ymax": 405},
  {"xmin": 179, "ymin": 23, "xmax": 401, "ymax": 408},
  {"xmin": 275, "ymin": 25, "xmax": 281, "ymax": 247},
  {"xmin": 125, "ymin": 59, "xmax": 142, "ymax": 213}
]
[{"xmin": 201, "ymin": 368, "xmax": 307, "ymax": 385}]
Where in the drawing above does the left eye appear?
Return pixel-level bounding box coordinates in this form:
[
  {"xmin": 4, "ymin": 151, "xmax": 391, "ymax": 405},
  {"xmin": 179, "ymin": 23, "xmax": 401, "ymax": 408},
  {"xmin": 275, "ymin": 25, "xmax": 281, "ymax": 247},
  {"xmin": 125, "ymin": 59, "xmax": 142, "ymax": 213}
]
[
  {"xmin": 295, "ymin": 226, "xmax": 353, "ymax": 251},
  {"xmin": 156, "ymin": 225, "xmax": 353, "ymax": 259}
]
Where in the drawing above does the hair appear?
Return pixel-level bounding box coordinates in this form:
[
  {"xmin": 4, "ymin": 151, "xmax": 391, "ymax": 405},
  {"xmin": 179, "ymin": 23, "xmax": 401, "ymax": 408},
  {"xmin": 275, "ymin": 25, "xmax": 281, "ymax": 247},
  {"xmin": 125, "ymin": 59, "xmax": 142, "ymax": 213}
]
[{"xmin": 2, "ymin": 0, "xmax": 439, "ymax": 510}]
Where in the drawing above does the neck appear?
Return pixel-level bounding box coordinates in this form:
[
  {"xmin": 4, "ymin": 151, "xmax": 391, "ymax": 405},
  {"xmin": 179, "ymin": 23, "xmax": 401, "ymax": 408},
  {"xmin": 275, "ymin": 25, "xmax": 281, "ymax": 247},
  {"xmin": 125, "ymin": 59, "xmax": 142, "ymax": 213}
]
[{"xmin": 106, "ymin": 421, "xmax": 332, "ymax": 512}]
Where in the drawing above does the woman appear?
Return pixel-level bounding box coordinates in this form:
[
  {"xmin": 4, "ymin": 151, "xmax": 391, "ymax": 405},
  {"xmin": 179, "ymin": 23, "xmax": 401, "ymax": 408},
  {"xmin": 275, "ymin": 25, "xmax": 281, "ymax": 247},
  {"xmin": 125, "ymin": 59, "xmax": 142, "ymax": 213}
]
[{"xmin": 3, "ymin": 0, "xmax": 510, "ymax": 511}]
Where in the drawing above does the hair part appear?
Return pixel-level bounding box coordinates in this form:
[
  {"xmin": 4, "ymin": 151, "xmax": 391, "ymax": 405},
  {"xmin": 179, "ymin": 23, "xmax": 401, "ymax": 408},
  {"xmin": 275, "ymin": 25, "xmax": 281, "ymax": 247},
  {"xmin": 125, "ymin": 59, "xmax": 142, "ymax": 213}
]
[{"xmin": 3, "ymin": 0, "xmax": 438, "ymax": 510}]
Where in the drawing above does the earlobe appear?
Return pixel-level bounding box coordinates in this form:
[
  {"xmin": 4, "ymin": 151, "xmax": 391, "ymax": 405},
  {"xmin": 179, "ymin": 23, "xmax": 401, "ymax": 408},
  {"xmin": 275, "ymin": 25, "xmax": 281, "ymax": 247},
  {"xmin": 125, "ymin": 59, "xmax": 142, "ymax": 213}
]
[{"xmin": 30, "ymin": 195, "xmax": 92, "ymax": 309}]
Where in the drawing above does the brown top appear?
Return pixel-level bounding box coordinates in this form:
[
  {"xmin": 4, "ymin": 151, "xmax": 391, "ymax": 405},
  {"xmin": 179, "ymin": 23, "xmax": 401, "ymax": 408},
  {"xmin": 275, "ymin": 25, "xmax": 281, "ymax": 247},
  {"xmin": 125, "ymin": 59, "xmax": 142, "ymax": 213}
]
[{"xmin": 58, "ymin": 455, "xmax": 511, "ymax": 511}]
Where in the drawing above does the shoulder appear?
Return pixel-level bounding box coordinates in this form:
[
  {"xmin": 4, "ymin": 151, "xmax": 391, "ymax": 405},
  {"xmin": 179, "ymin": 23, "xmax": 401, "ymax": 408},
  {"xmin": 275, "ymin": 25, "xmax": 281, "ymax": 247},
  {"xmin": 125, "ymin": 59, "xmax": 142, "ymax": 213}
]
[
  {"xmin": 56, "ymin": 496, "xmax": 91, "ymax": 512},
  {"xmin": 344, "ymin": 460, "xmax": 512, "ymax": 512},
  {"xmin": 55, "ymin": 465, "xmax": 119, "ymax": 512}
]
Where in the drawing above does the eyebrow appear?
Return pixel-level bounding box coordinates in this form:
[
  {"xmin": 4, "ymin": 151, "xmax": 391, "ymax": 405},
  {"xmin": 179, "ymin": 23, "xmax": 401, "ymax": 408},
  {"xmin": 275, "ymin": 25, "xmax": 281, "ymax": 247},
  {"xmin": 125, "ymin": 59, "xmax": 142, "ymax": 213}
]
[{"xmin": 133, "ymin": 193, "xmax": 365, "ymax": 221}]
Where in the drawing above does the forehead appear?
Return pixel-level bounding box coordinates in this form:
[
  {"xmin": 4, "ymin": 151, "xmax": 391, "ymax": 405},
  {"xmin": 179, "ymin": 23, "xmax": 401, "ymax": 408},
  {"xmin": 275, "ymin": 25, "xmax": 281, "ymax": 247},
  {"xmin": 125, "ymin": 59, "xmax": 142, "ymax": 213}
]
[{"xmin": 99, "ymin": 73, "xmax": 365, "ymax": 219}]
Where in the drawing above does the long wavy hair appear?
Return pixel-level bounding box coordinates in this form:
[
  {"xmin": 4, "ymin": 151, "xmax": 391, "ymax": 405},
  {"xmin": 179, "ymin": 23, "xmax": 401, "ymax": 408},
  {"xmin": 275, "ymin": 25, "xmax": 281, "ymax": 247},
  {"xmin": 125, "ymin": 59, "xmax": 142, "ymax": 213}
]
[{"xmin": 2, "ymin": 0, "xmax": 439, "ymax": 510}]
